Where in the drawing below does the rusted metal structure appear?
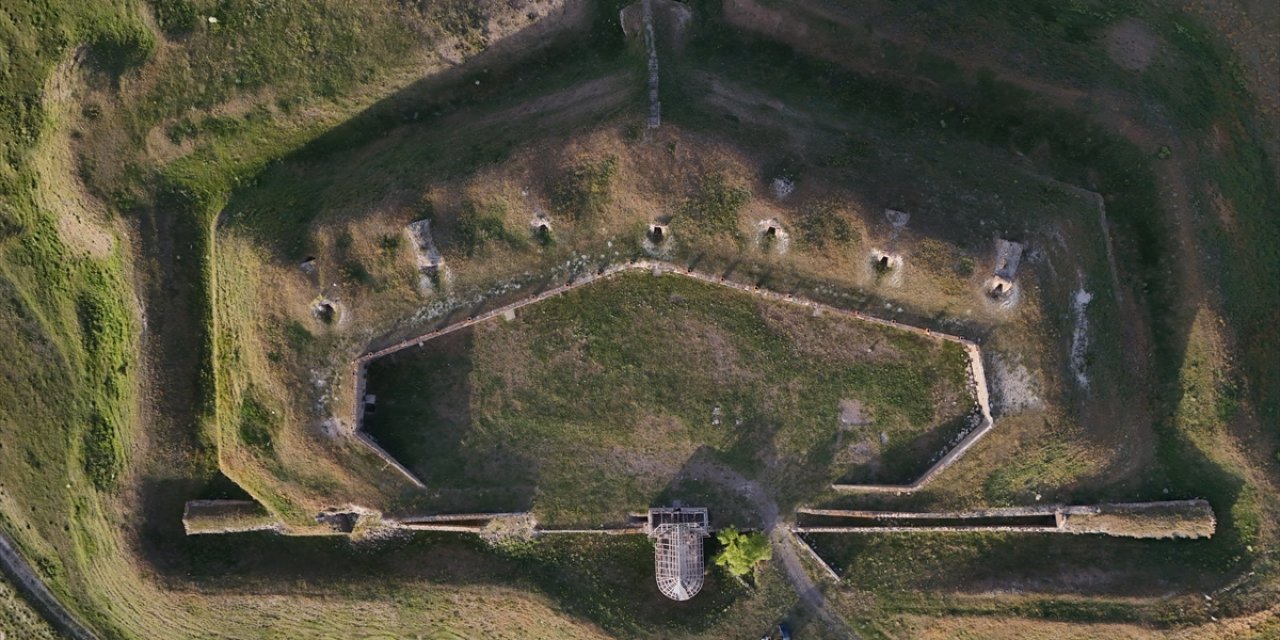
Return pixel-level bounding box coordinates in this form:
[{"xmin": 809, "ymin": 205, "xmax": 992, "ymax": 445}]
[{"xmin": 647, "ymin": 507, "xmax": 709, "ymax": 601}]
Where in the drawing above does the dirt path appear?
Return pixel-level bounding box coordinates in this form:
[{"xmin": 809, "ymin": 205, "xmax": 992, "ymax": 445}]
[
  {"xmin": 0, "ymin": 530, "xmax": 98, "ymax": 640},
  {"xmin": 680, "ymin": 458, "xmax": 859, "ymax": 639}
]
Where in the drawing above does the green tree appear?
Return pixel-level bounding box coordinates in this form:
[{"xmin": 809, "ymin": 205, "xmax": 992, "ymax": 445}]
[{"xmin": 713, "ymin": 527, "xmax": 772, "ymax": 577}]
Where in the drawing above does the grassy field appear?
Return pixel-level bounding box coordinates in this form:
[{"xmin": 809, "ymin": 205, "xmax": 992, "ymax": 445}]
[
  {"xmin": 0, "ymin": 574, "xmax": 57, "ymax": 640},
  {"xmin": 363, "ymin": 272, "xmax": 973, "ymax": 523},
  {"xmin": 0, "ymin": 0, "xmax": 1275, "ymax": 637}
]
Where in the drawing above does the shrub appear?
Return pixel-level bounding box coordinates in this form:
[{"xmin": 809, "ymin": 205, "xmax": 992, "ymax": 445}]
[
  {"xmin": 148, "ymin": 0, "xmax": 200, "ymax": 36},
  {"xmin": 334, "ymin": 230, "xmax": 353, "ymax": 252},
  {"xmin": 83, "ymin": 414, "xmax": 122, "ymax": 490},
  {"xmin": 239, "ymin": 396, "xmax": 276, "ymax": 452},
  {"xmin": 86, "ymin": 19, "xmax": 157, "ymax": 75},
  {"xmin": 797, "ymin": 199, "xmax": 857, "ymax": 248},
  {"xmin": 378, "ymin": 234, "xmax": 401, "ymax": 258},
  {"xmin": 283, "ymin": 320, "xmax": 313, "ymax": 351},
  {"xmin": 682, "ymin": 173, "xmax": 750, "ymax": 235},
  {"xmin": 713, "ymin": 526, "xmax": 772, "ymax": 577},
  {"xmin": 552, "ymin": 156, "xmax": 618, "ymax": 221},
  {"xmin": 454, "ymin": 201, "xmax": 521, "ymax": 256},
  {"xmin": 341, "ymin": 261, "xmax": 372, "ymax": 286}
]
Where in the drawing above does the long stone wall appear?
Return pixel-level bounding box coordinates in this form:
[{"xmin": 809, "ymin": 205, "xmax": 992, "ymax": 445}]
[
  {"xmin": 642, "ymin": 0, "xmax": 661, "ymax": 128},
  {"xmin": 792, "ymin": 500, "xmax": 1216, "ymax": 539}
]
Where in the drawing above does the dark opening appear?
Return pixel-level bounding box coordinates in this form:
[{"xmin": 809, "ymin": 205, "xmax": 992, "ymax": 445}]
[
  {"xmin": 650, "ymin": 226, "xmax": 665, "ymax": 243},
  {"xmin": 991, "ymin": 283, "xmax": 1005, "ymax": 297},
  {"xmin": 304, "ymin": 256, "xmax": 316, "ymax": 262},
  {"xmin": 765, "ymin": 226, "xmax": 778, "ymax": 238},
  {"xmin": 316, "ymin": 512, "xmax": 357, "ymax": 533},
  {"xmin": 364, "ymin": 403, "xmax": 377, "ymax": 415},
  {"xmin": 316, "ymin": 303, "xmax": 335, "ymax": 324},
  {"xmin": 879, "ymin": 255, "xmax": 890, "ymax": 268},
  {"xmin": 534, "ymin": 223, "xmax": 551, "ymax": 245},
  {"xmin": 423, "ymin": 265, "xmax": 441, "ymax": 287}
]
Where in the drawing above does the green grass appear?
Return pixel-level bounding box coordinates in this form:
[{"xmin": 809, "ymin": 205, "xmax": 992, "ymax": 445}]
[
  {"xmin": 551, "ymin": 154, "xmax": 619, "ymax": 221},
  {"xmin": 0, "ymin": 1, "xmax": 147, "ymax": 190},
  {"xmin": 0, "ymin": 574, "xmax": 58, "ymax": 640},
  {"xmin": 363, "ymin": 272, "xmax": 973, "ymax": 524},
  {"xmin": 454, "ymin": 200, "xmax": 526, "ymax": 257},
  {"xmin": 0, "ymin": 0, "xmax": 1274, "ymax": 635},
  {"xmin": 496, "ymin": 534, "xmax": 759, "ymax": 636},
  {"xmin": 805, "ymin": 530, "xmax": 1226, "ymax": 625},
  {"xmin": 0, "ymin": 178, "xmax": 136, "ymax": 635},
  {"xmin": 215, "ymin": 19, "xmax": 636, "ymax": 260},
  {"xmin": 677, "ymin": 172, "xmax": 752, "ymax": 237},
  {"xmin": 0, "ymin": 1, "xmax": 618, "ymax": 636}
]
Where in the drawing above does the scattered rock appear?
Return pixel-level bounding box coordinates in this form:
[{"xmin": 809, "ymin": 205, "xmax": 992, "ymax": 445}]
[
  {"xmin": 771, "ymin": 176, "xmax": 796, "ymax": 200},
  {"xmin": 1105, "ymin": 19, "xmax": 1160, "ymax": 71},
  {"xmin": 838, "ymin": 398, "xmax": 870, "ymax": 426}
]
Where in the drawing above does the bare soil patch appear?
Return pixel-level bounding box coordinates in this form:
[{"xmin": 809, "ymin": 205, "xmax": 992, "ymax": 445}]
[{"xmin": 1105, "ymin": 20, "xmax": 1161, "ymax": 72}]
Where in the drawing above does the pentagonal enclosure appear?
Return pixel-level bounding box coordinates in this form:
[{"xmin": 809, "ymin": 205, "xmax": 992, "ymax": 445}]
[{"xmin": 357, "ymin": 268, "xmax": 980, "ymax": 524}]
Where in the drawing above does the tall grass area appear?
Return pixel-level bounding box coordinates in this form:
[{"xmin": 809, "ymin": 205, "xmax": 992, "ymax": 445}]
[
  {"xmin": 0, "ymin": 574, "xmax": 57, "ymax": 639},
  {"xmin": 0, "ymin": 1, "xmax": 153, "ymax": 192}
]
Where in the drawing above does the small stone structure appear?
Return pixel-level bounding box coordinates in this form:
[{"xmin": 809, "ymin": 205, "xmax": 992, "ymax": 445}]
[
  {"xmin": 987, "ymin": 238, "xmax": 1025, "ymax": 299},
  {"xmin": 756, "ymin": 218, "xmax": 790, "ymax": 253},
  {"xmin": 884, "ymin": 208, "xmax": 910, "ymax": 234},
  {"xmin": 312, "ymin": 297, "xmax": 340, "ymax": 325},
  {"xmin": 405, "ymin": 219, "xmax": 448, "ymax": 293},
  {"xmin": 643, "ymin": 222, "xmax": 673, "ymax": 257},
  {"xmin": 299, "ymin": 257, "xmax": 318, "ymax": 279},
  {"xmin": 993, "ymin": 238, "xmax": 1024, "ymax": 280},
  {"xmin": 647, "ymin": 507, "xmax": 709, "ymax": 601},
  {"xmin": 771, "ymin": 176, "xmax": 795, "ymax": 200},
  {"xmin": 530, "ymin": 213, "xmax": 553, "ymax": 244},
  {"xmin": 870, "ymin": 249, "xmax": 901, "ymax": 273},
  {"xmin": 183, "ymin": 500, "xmax": 281, "ymax": 535}
]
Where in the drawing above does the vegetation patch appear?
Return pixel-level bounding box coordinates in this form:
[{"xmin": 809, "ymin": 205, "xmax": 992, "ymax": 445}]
[
  {"xmin": 451, "ymin": 200, "xmax": 525, "ymax": 257},
  {"xmin": 713, "ymin": 526, "xmax": 772, "ymax": 578},
  {"xmin": 679, "ymin": 173, "xmax": 751, "ymax": 236},
  {"xmin": 551, "ymin": 155, "xmax": 619, "ymax": 221},
  {"xmin": 238, "ymin": 395, "xmax": 277, "ymax": 453}
]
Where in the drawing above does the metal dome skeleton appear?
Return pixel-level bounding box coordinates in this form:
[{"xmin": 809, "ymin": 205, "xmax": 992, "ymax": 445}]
[{"xmin": 647, "ymin": 507, "xmax": 709, "ymax": 601}]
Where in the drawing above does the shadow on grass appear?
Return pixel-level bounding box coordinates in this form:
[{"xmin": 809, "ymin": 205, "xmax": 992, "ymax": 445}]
[{"xmin": 362, "ymin": 327, "xmax": 537, "ymax": 514}]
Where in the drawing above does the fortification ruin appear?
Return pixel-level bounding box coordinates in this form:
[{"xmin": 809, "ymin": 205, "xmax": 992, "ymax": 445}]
[
  {"xmin": 795, "ymin": 500, "xmax": 1216, "ymax": 539},
  {"xmin": 986, "ymin": 238, "xmax": 1025, "ymax": 300},
  {"xmin": 406, "ymin": 218, "xmax": 448, "ymax": 293},
  {"xmin": 183, "ymin": 500, "xmax": 281, "ymax": 535}
]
